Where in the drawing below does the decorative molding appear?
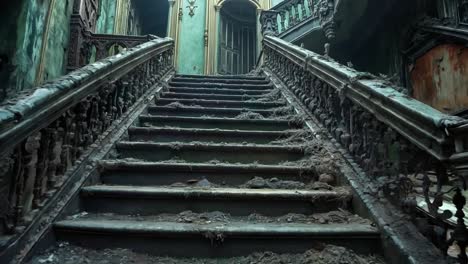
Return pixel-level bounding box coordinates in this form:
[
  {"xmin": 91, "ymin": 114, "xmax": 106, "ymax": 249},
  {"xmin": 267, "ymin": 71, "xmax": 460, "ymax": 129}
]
[
  {"xmin": 178, "ymin": 7, "xmax": 183, "ymax": 20},
  {"xmin": 260, "ymin": 10, "xmax": 279, "ymax": 36},
  {"xmin": 186, "ymin": 0, "xmax": 198, "ymax": 17}
]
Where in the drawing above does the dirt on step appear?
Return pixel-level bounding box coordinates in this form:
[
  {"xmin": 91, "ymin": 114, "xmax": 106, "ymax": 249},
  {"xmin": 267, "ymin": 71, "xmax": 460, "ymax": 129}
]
[
  {"xmin": 29, "ymin": 243, "xmax": 385, "ymax": 264},
  {"xmin": 67, "ymin": 209, "xmax": 371, "ymax": 226}
]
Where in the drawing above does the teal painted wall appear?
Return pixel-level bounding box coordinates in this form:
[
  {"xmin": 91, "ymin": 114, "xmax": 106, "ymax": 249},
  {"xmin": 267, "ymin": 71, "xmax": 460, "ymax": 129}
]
[
  {"xmin": 0, "ymin": 0, "xmax": 74, "ymax": 103},
  {"xmin": 97, "ymin": 0, "xmax": 117, "ymax": 34},
  {"xmin": 177, "ymin": 0, "xmax": 207, "ymax": 75},
  {"xmin": 13, "ymin": 0, "xmax": 50, "ymax": 95},
  {"xmin": 42, "ymin": 0, "xmax": 74, "ymax": 81}
]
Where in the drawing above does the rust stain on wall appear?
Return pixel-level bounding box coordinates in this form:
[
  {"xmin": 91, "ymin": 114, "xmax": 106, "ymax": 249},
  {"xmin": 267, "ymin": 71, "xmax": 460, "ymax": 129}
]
[{"xmin": 410, "ymin": 44, "xmax": 468, "ymax": 113}]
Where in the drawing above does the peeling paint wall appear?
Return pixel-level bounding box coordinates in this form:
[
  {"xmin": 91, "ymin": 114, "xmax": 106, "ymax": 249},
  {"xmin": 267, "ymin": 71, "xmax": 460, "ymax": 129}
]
[
  {"xmin": 12, "ymin": 0, "xmax": 50, "ymax": 97},
  {"xmin": 411, "ymin": 44, "xmax": 468, "ymax": 113},
  {"xmin": 0, "ymin": 0, "xmax": 73, "ymax": 103},
  {"xmin": 96, "ymin": 0, "xmax": 117, "ymax": 34},
  {"xmin": 42, "ymin": 0, "xmax": 74, "ymax": 81}
]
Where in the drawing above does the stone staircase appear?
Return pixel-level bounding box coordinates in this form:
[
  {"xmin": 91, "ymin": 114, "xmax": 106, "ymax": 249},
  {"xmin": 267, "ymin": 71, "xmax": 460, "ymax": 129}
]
[{"xmin": 37, "ymin": 74, "xmax": 384, "ymax": 262}]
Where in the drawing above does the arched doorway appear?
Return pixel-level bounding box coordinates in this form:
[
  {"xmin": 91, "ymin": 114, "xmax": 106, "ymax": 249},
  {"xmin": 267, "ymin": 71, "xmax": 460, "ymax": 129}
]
[{"xmin": 218, "ymin": 0, "xmax": 257, "ymax": 75}]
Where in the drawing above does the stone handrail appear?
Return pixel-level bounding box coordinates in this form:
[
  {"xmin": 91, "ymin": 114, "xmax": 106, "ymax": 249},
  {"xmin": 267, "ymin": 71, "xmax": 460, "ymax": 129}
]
[
  {"xmin": 0, "ymin": 37, "xmax": 174, "ymax": 236},
  {"xmin": 263, "ymin": 35, "xmax": 468, "ymax": 162}
]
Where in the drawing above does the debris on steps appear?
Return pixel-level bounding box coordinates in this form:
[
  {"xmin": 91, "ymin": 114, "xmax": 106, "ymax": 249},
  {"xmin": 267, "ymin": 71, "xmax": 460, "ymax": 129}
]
[
  {"xmin": 29, "ymin": 243, "xmax": 385, "ymax": 264},
  {"xmin": 27, "ymin": 74, "xmax": 385, "ymax": 263}
]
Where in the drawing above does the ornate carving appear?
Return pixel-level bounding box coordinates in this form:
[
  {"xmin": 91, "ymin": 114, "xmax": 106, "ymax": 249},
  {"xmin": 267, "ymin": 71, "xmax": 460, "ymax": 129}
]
[
  {"xmin": 260, "ymin": 10, "xmax": 279, "ymax": 36},
  {"xmin": 269, "ymin": 0, "xmax": 336, "ymax": 39},
  {"xmin": 186, "ymin": 0, "xmax": 198, "ymax": 17}
]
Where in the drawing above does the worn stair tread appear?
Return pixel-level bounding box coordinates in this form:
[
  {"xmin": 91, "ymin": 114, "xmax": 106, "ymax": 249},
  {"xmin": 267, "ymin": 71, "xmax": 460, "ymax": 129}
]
[
  {"xmin": 54, "ymin": 219, "xmax": 378, "ymax": 237},
  {"xmin": 169, "ymin": 82, "xmax": 272, "ymax": 90},
  {"xmin": 127, "ymin": 126, "xmax": 294, "ymax": 144},
  {"xmin": 161, "ymin": 92, "xmax": 263, "ymax": 101},
  {"xmin": 175, "ymin": 74, "xmax": 266, "ymax": 80},
  {"xmin": 81, "ymin": 185, "xmax": 349, "ymax": 199},
  {"xmin": 139, "ymin": 115, "xmax": 297, "ymax": 125},
  {"xmin": 98, "ymin": 160, "xmax": 316, "ymax": 186},
  {"xmin": 148, "ymin": 105, "xmax": 274, "ymax": 116},
  {"xmin": 139, "ymin": 115, "xmax": 301, "ymax": 131},
  {"xmin": 155, "ymin": 98, "xmax": 285, "ymax": 109},
  {"xmin": 128, "ymin": 127, "xmax": 290, "ymax": 137},
  {"xmin": 169, "ymin": 87, "xmax": 269, "ymax": 95},
  {"xmin": 99, "ymin": 160, "xmax": 314, "ymax": 174},
  {"xmin": 116, "ymin": 141, "xmax": 304, "ymax": 153},
  {"xmin": 172, "ymin": 77, "xmax": 270, "ymax": 85}
]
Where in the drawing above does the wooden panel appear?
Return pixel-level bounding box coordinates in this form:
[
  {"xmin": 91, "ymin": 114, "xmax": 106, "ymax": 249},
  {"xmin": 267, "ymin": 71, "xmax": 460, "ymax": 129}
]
[{"xmin": 410, "ymin": 44, "xmax": 468, "ymax": 113}]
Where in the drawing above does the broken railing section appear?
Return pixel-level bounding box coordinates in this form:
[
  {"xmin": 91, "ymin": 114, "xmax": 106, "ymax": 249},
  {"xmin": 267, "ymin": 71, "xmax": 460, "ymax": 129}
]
[
  {"xmin": 266, "ymin": 0, "xmax": 336, "ymax": 39},
  {"xmin": 262, "ymin": 35, "xmax": 468, "ymax": 262},
  {"xmin": 0, "ymin": 38, "xmax": 174, "ymax": 236}
]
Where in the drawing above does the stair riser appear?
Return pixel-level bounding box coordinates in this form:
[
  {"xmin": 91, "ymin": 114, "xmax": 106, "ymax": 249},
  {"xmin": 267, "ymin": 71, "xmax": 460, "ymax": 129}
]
[
  {"xmin": 116, "ymin": 145, "xmax": 304, "ymax": 164},
  {"xmin": 101, "ymin": 170, "xmax": 313, "ymax": 186},
  {"xmin": 156, "ymin": 99, "xmax": 284, "ymax": 110},
  {"xmin": 147, "ymin": 108, "xmax": 272, "ymax": 118},
  {"xmin": 139, "ymin": 117, "xmax": 298, "ymax": 131},
  {"xmin": 81, "ymin": 196, "xmax": 344, "ymax": 216},
  {"xmin": 169, "ymin": 88, "xmax": 269, "ymax": 96},
  {"xmin": 161, "ymin": 93, "xmax": 262, "ymax": 101},
  {"xmin": 54, "ymin": 234, "xmax": 381, "ymax": 257},
  {"xmin": 169, "ymin": 82, "xmax": 272, "ymax": 90},
  {"xmin": 128, "ymin": 131, "xmax": 286, "ymax": 144},
  {"xmin": 175, "ymin": 74, "xmax": 266, "ymax": 81},
  {"xmin": 171, "ymin": 78, "xmax": 270, "ymax": 85}
]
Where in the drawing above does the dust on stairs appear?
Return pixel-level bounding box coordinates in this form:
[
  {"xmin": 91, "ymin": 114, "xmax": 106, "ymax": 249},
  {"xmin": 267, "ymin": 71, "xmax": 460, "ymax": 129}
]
[{"xmin": 29, "ymin": 74, "xmax": 386, "ymax": 264}]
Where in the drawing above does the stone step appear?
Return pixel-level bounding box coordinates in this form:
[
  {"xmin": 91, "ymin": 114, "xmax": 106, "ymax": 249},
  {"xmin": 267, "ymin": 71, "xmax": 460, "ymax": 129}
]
[
  {"xmin": 128, "ymin": 127, "xmax": 291, "ymax": 144},
  {"xmin": 80, "ymin": 186, "xmax": 351, "ymax": 216},
  {"xmin": 54, "ymin": 220, "xmax": 380, "ymax": 257},
  {"xmin": 169, "ymin": 87, "xmax": 269, "ymax": 96},
  {"xmin": 169, "ymin": 81, "xmax": 272, "ymax": 90},
  {"xmin": 172, "ymin": 77, "xmax": 270, "ymax": 85},
  {"xmin": 175, "ymin": 74, "xmax": 266, "ymax": 81},
  {"xmin": 155, "ymin": 98, "xmax": 284, "ymax": 109},
  {"xmin": 139, "ymin": 115, "xmax": 301, "ymax": 131},
  {"xmin": 147, "ymin": 106, "xmax": 275, "ymax": 118},
  {"xmin": 115, "ymin": 142, "xmax": 305, "ymax": 164},
  {"xmin": 161, "ymin": 92, "xmax": 263, "ymax": 101},
  {"xmin": 99, "ymin": 160, "xmax": 315, "ymax": 186}
]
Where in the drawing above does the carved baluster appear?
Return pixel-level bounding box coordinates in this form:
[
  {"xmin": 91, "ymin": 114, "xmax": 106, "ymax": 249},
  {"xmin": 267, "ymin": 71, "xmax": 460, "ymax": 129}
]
[
  {"xmin": 0, "ymin": 152, "xmax": 15, "ymax": 234},
  {"xmin": 17, "ymin": 133, "xmax": 41, "ymax": 226},
  {"xmin": 308, "ymin": 0, "xmax": 314, "ymax": 17},
  {"xmin": 109, "ymin": 83, "xmax": 119, "ymax": 122},
  {"xmin": 33, "ymin": 128, "xmax": 51, "ymax": 209},
  {"xmin": 289, "ymin": 5, "xmax": 296, "ymax": 25},
  {"xmin": 46, "ymin": 124, "xmax": 62, "ymax": 189},
  {"xmin": 88, "ymin": 95, "xmax": 100, "ymax": 142},
  {"xmin": 301, "ymin": 0, "xmax": 307, "ymax": 19},
  {"xmin": 77, "ymin": 96, "xmax": 93, "ymax": 148},
  {"xmin": 451, "ymin": 188, "xmax": 467, "ymax": 263}
]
